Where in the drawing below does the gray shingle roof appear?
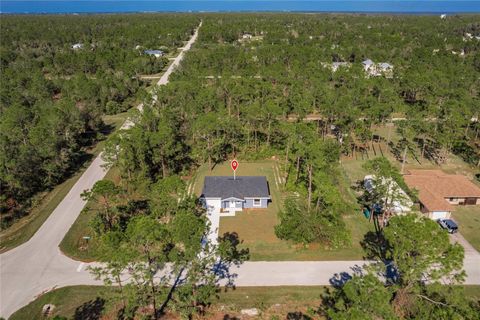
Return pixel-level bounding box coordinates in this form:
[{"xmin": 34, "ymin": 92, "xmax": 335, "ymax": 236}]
[
  {"xmin": 362, "ymin": 58, "xmax": 374, "ymax": 65},
  {"xmin": 202, "ymin": 176, "xmax": 270, "ymax": 199},
  {"xmin": 144, "ymin": 49, "xmax": 164, "ymax": 55}
]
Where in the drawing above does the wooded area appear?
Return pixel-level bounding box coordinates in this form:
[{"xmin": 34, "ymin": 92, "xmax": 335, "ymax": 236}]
[
  {"xmin": 103, "ymin": 14, "xmax": 479, "ymax": 248},
  {"xmin": 0, "ymin": 14, "xmax": 199, "ymax": 228},
  {"xmin": 1, "ymin": 13, "xmax": 480, "ymax": 318}
]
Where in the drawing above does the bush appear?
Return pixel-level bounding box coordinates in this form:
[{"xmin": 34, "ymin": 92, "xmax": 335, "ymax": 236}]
[
  {"xmin": 105, "ymin": 101, "xmax": 120, "ymax": 115},
  {"xmin": 275, "ymin": 197, "xmax": 351, "ymax": 248}
]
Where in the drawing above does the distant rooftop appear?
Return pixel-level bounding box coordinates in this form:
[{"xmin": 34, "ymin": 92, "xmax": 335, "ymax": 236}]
[
  {"xmin": 202, "ymin": 176, "xmax": 270, "ymax": 199},
  {"xmin": 144, "ymin": 49, "xmax": 164, "ymax": 55},
  {"xmin": 362, "ymin": 58, "xmax": 374, "ymax": 65}
]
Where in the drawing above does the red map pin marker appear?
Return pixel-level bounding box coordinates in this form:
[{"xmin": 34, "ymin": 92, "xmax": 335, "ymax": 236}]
[{"xmin": 231, "ymin": 159, "xmax": 238, "ymax": 171}]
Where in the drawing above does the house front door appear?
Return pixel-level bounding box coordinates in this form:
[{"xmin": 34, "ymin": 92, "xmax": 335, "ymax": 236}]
[{"xmin": 229, "ymin": 200, "xmax": 236, "ymax": 208}]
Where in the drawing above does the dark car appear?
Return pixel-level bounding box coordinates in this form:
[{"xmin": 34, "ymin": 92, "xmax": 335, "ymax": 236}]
[{"xmin": 437, "ymin": 219, "xmax": 458, "ymax": 234}]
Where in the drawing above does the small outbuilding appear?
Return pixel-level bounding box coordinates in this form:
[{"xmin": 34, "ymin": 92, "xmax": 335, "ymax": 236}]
[
  {"xmin": 322, "ymin": 61, "xmax": 351, "ymax": 72},
  {"xmin": 364, "ymin": 175, "xmax": 413, "ymax": 215},
  {"xmin": 71, "ymin": 43, "xmax": 83, "ymax": 50},
  {"xmin": 144, "ymin": 49, "xmax": 164, "ymax": 58}
]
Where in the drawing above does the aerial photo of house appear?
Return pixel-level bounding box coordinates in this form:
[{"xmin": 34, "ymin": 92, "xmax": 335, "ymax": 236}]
[
  {"xmin": 201, "ymin": 176, "xmax": 271, "ymax": 216},
  {"xmin": 404, "ymin": 170, "xmax": 480, "ymax": 219},
  {"xmin": 3, "ymin": 5, "xmax": 480, "ymax": 320}
]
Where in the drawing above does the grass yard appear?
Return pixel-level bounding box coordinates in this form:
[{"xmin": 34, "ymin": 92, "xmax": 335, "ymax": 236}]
[
  {"xmin": 0, "ymin": 112, "xmax": 129, "ymax": 253},
  {"xmin": 11, "ymin": 285, "xmax": 480, "ymax": 320},
  {"xmin": 341, "ymin": 123, "xmax": 478, "ymax": 180},
  {"xmin": 59, "ymin": 167, "xmax": 122, "ymax": 261},
  {"xmin": 192, "ymin": 160, "xmax": 374, "ymax": 261},
  {"xmin": 452, "ymin": 206, "xmax": 480, "ymax": 252},
  {"xmin": 221, "ymin": 212, "xmax": 373, "ymax": 261},
  {"xmin": 212, "ymin": 286, "xmax": 326, "ymax": 318},
  {"xmin": 10, "ymin": 285, "xmax": 326, "ymax": 320},
  {"xmin": 10, "ymin": 286, "xmax": 115, "ymax": 320}
]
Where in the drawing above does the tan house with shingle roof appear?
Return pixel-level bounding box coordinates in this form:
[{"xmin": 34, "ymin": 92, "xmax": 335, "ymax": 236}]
[{"xmin": 404, "ymin": 170, "xmax": 480, "ymax": 220}]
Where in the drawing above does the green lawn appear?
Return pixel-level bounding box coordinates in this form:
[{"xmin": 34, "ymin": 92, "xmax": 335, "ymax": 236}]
[
  {"xmin": 452, "ymin": 206, "xmax": 480, "ymax": 252},
  {"xmin": 0, "ymin": 113, "xmax": 128, "ymax": 253},
  {"xmin": 59, "ymin": 167, "xmax": 121, "ymax": 261},
  {"xmin": 342, "ymin": 124, "xmax": 478, "ymax": 179},
  {"xmin": 215, "ymin": 286, "xmax": 326, "ymax": 318},
  {"xmin": 12, "ymin": 285, "xmax": 480, "ymax": 320},
  {"xmin": 10, "ymin": 285, "xmax": 325, "ymax": 320},
  {"xmin": 193, "ymin": 160, "xmax": 374, "ymax": 261},
  {"xmin": 464, "ymin": 285, "xmax": 480, "ymax": 301},
  {"xmin": 10, "ymin": 286, "xmax": 115, "ymax": 320}
]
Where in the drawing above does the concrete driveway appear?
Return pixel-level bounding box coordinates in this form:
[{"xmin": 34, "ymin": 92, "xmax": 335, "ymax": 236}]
[{"xmin": 449, "ymin": 232, "xmax": 480, "ymax": 285}]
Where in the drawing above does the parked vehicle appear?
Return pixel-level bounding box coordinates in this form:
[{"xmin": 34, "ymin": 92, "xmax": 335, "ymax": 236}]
[{"xmin": 437, "ymin": 219, "xmax": 458, "ymax": 234}]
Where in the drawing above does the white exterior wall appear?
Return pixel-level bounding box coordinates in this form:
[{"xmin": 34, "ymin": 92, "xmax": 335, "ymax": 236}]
[
  {"xmin": 205, "ymin": 198, "xmax": 221, "ymax": 211},
  {"xmin": 428, "ymin": 211, "xmax": 451, "ymax": 220},
  {"xmin": 446, "ymin": 197, "xmax": 464, "ymax": 205}
]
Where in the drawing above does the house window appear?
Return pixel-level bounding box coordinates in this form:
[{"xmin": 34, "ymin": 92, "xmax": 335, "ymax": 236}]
[
  {"xmin": 449, "ymin": 197, "xmax": 456, "ymax": 202},
  {"xmin": 253, "ymin": 199, "xmax": 261, "ymax": 206}
]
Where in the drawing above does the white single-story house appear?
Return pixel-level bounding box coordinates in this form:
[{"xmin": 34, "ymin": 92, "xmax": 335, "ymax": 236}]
[
  {"xmin": 362, "ymin": 58, "xmax": 374, "ymax": 70},
  {"xmin": 242, "ymin": 33, "xmax": 253, "ymax": 39},
  {"xmin": 378, "ymin": 62, "xmax": 393, "ymax": 72},
  {"xmin": 71, "ymin": 43, "xmax": 83, "ymax": 50},
  {"xmin": 144, "ymin": 49, "xmax": 164, "ymax": 58},
  {"xmin": 322, "ymin": 61, "xmax": 351, "ymax": 72},
  {"xmin": 201, "ymin": 176, "xmax": 271, "ymax": 216},
  {"xmin": 364, "ymin": 175, "xmax": 413, "ymax": 215},
  {"xmin": 362, "ymin": 59, "xmax": 393, "ymax": 77}
]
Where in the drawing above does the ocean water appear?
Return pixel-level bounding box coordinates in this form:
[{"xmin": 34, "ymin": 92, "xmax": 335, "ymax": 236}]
[{"xmin": 1, "ymin": 1, "xmax": 480, "ymax": 14}]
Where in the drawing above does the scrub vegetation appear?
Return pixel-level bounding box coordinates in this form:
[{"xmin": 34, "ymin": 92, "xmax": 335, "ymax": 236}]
[
  {"xmin": 2, "ymin": 13, "xmax": 480, "ymax": 319},
  {"xmin": 0, "ymin": 14, "xmax": 200, "ymax": 229}
]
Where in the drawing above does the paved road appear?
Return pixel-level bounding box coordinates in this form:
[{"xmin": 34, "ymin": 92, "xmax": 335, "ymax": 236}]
[
  {"xmin": 0, "ymin": 22, "xmax": 202, "ymax": 319},
  {"xmin": 449, "ymin": 232, "xmax": 480, "ymax": 285},
  {"xmin": 2, "ymin": 20, "xmax": 480, "ymax": 319}
]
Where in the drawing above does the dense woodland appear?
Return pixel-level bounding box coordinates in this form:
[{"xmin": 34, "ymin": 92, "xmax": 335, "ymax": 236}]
[
  {"xmin": 1, "ymin": 13, "xmax": 480, "ymax": 318},
  {"xmin": 0, "ymin": 14, "xmax": 199, "ymax": 227}
]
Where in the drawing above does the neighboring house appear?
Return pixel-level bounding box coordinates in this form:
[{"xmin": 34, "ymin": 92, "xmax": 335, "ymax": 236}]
[
  {"xmin": 144, "ymin": 49, "xmax": 164, "ymax": 58},
  {"xmin": 362, "ymin": 58, "xmax": 374, "ymax": 71},
  {"xmin": 242, "ymin": 33, "xmax": 253, "ymax": 39},
  {"xmin": 378, "ymin": 62, "xmax": 394, "ymax": 78},
  {"xmin": 378, "ymin": 62, "xmax": 393, "ymax": 72},
  {"xmin": 71, "ymin": 43, "xmax": 83, "ymax": 50},
  {"xmin": 201, "ymin": 176, "xmax": 271, "ymax": 216},
  {"xmin": 364, "ymin": 175, "xmax": 413, "ymax": 215},
  {"xmin": 404, "ymin": 170, "xmax": 480, "ymax": 220},
  {"xmin": 362, "ymin": 59, "xmax": 393, "ymax": 77},
  {"xmin": 322, "ymin": 61, "xmax": 351, "ymax": 72}
]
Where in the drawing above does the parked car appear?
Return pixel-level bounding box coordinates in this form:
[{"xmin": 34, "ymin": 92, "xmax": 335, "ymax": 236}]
[{"xmin": 437, "ymin": 219, "xmax": 458, "ymax": 234}]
